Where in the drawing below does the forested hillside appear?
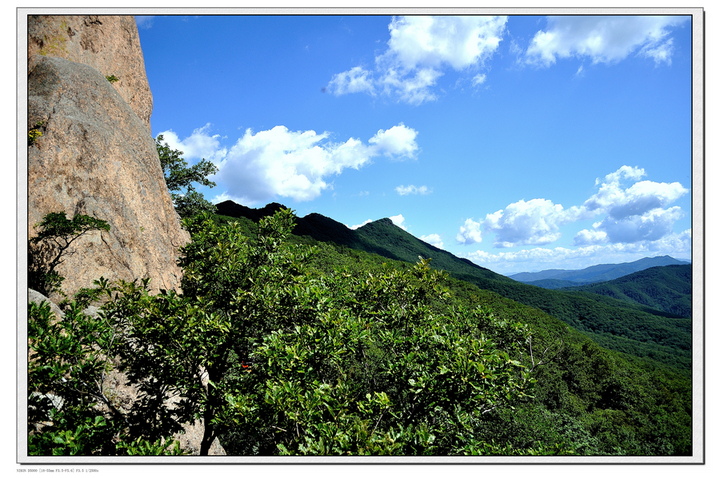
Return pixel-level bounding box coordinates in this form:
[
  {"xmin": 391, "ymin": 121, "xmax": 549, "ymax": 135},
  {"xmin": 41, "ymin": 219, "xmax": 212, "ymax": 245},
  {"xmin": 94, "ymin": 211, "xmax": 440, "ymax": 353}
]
[
  {"xmin": 28, "ymin": 206, "xmax": 693, "ymax": 456},
  {"xmin": 563, "ymin": 265, "xmax": 692, "ymax": 319},
  {"xmin": 216, "ymin": 201, "xmax": 692, "ymax": 376},
  {"xmin": 212, "ymin": 209, "xmax": 693, "ymax": 456}
]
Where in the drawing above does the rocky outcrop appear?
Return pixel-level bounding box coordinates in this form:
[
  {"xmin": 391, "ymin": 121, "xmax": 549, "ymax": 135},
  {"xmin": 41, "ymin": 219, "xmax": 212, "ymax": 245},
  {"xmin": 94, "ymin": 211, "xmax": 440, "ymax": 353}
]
[
  {"xmin": 28, "ymin": 20, "xmax": 188, "ymax": 299},
  {"xmin": 28, "ymin": 15, "xmax": 153, "ymax": 131},
  {"xmin": 28, "ymin": 288, "xmax": 64, "ymax": 319}
]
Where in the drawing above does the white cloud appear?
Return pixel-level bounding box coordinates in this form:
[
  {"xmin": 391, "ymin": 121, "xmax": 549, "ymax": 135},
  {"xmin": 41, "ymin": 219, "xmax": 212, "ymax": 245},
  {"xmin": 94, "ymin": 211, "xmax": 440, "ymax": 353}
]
[
  {"xmin": 328, "ymin": 16, "xmax": 507, "ymax": 104},
  {"xmin": 572, "ymin": 228, "xmax": 608, "ymax": 246},
  {"xmin": 472, "ymin": 73, "xmax": 487, "ymax": 86},
  {"xmin": 171, "ymin": 123, "xmax": 418, "ymax": 206},
  {"xmin": 455, "ymin": 218, "xmax": 483, "ymax": 245},
  {"xmin": 592, "ymin": 206, "xmax": 685, "ymax": 244},
  {"xmin": 464, "ymin": 165, "xmax": 688, "ymax": 250},
  {"xmin": 383, "ymin": 16, "xmax": 506, "ymax": 71},
  {"xmin": 482, "ymin": 198, "xmax": 582, "ymax": 248},
  {"xmin": 379, "ymin": 67, "xmax": 442, "ymax": 105},
  {"xmin": 369, "ymin": 123, "xmax": 419, "ymax": 159},
  {"xmin": 420, "ymin": 233, "xmax": 444, "ymax": 249},
  {"xmin": 327, "ymin": 66, "xmax": 375, "ymax": 95},
  {"xmin": 640, "ymin": 38, "xmax": 675, "ymax": 65},
  {"xmin": 389, "ymin": 214, "xmax": 407, "ymax": 230},
  {"xmin": 525, "ymin": 16, "xmax": 688, "ymax": 67},
  {"xmin": 157, "ymin": 124, "xmax": 227, "ymax": 163},
  {"xmin": 584, "ymin": 167, "xmax": 688, "ymax": 217},
  {"xmin": 595, "ymin": 164, "xmax": 646, "ymax": 186},
  {"xmin": 466, "ymin": 229, "xmax": 691, "ymax": 275},
  {"xmin": 578, "ymin": 165, "xmax": 689, "ymax": 244},
  {"xmin": 396, "ymin": 184, "xmax": 431, "ymax": 195}
]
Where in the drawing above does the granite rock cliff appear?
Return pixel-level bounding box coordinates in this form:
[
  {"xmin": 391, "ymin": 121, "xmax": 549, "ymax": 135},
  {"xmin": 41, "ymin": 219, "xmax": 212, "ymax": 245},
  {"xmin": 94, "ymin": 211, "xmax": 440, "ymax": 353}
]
[
  {"xmin": 27, "ymin": 16, "xmax": 188, "ymax": 298},
  {"xmin": 28, "ymin": 15, "xmax": 153, "ymax": 131}
]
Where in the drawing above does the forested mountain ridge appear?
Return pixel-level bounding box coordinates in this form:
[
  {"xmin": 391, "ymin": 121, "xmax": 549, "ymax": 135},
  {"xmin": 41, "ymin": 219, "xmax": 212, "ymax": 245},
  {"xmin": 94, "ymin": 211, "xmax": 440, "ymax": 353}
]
[
  {"xmin": 216, "ymin": 200, "xmax": 511, "ymax": 283},
  {"xmin": 216, "ymin": 200, "xmax": 691, "ymax": 375},
  {"xmin": 562, "ymin": 264, "xmax": 692, "ymax": 319}
]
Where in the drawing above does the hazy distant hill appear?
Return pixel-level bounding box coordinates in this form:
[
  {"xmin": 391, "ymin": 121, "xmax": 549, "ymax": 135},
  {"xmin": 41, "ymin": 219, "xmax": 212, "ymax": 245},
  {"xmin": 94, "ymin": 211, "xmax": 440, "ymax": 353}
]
[
  {"xmin": 564, "ymin": 264, "xmax": 692, "ymax": 318},
  {"xmin": 510, "ymin": 255, "xmax": 689, "ymax": 287},
  {"xmin": 523, "ymin": 278, "xmax": 586, "ymax": 289}
]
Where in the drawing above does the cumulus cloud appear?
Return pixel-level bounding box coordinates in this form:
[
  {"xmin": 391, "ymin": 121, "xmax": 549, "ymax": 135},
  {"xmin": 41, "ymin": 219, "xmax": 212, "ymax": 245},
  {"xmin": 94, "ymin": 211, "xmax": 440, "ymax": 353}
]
[
  {"xmin": 182, "ymin": 123, "xmax": 420, "ymax": 205},
  {"xmin": 572, "ymin": 228, "xmax": 608, "ymax": 246},
  {"xmin": 577, "ymin": 165, "xmax": 689, "ymax": 244},
  {"xmin": 396, "ymin": 184, "xmax": 431, "ymax": 195},
  {"xmin": 369, "ymin": 124, "xmax": 419, "ymax": 159},
  {"xmin": 420, "ymin": 233, "xmax": 444, "ymax": 249},
  {"xmin": 525, "ymin": 16, "xmax": 688, "ymax": 67},
  {"xmin": 460, "ymin": 165, "xmax": 688, "ymax": 250},
  {"xmin": 327, "ymin": 16, "xmax": 507, "ymax": 104},
  {"xmin": 482, "ymin": 198, "xmax": 583, "ymax": 248},
  {"xmin": 456, "ymin": 218, "xmax": 483, "ymax": 245},
  {"xmin": 466, "ymin": 229, "xmax": 691, "ymax": 275},
  {"xmin": 157, "ymin": 124, "xmax": 227, "ymax": 163},
  {"xmin": 584, "ymin": 166, "xmax": 688, "ymax": 218},
  {"xmin": 588, "ymin": 206, "xmax": 685, "ymax": 244}
]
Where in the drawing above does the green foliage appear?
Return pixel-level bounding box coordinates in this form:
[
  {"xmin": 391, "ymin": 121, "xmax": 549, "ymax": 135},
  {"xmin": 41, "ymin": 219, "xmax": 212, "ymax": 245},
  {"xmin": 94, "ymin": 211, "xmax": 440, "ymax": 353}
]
[
  {"xmin": 28, "ymin": 212, "xmax": 110, "ymax": 297},
  {"xmin": 27, "ymin": 297, "xmax": 183, "ymax": 456},
  {"xmin": 105, "ymin": 75, "xmax": 119, "ymax": 83},
  {"xmin": 564, "ymin": 265, "xmax": 692, "ymax": 318},
  {"xmin": 212, "ymin": 208, "xmax": 692, "ymax": 456},
  {"xmin": 90, "ymin": 209, "xmax": 542, "ymax": 455},
  {"xmin": 222, "ymin": 261, "xmax": 538, "ymax": 455},
  {"xmin": 26, "ymin": 205, "xmax": 692, "ymax": 456},
  {"xmin": 217, "ymin": 202, "xmax": 691, "ymax": 374},
  {"xmin": 458, "ymin": 275, "xmax": 691, "ymax": 374},
  {"xmin": 155, "ymin": 134, "xmax": 219, "ymax": 219}
]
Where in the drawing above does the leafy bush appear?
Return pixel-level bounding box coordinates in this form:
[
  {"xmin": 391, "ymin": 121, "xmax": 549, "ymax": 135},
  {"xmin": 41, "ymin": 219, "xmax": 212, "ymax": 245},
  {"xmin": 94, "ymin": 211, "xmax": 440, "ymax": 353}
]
[{"xmin": 27, "ymin": 297, "xmax": 183, "ymax": 456}]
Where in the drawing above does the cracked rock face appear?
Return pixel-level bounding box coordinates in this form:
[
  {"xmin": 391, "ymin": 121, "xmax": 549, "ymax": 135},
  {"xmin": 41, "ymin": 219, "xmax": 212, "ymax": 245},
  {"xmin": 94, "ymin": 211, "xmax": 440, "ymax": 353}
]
[{"xmin": 28, "ymin": 53, "xmax": 188, "ymax": 298}]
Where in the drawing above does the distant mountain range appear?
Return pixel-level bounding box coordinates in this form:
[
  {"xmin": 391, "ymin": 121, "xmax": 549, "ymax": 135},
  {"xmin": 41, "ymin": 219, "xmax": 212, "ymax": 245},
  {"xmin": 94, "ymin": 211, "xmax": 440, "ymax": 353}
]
[{"xmin": 510, "ymin": 255, "xmax": 689, "ymax": 288}]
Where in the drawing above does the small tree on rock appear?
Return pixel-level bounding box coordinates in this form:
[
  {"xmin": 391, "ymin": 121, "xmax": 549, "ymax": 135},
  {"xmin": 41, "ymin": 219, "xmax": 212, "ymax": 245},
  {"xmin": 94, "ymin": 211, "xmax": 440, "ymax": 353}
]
[
  {"xmin": 28, "ymin": 212, "xmax": 110, "ymax": 297},
  {"xmin": 155, "ymin": 134, "xmax": 219, "ymax": 220}
]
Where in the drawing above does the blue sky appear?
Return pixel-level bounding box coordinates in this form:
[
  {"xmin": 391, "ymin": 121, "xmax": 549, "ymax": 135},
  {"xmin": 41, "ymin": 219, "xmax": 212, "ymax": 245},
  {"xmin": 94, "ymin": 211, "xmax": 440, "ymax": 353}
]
[{"xmin": 134, "ymin": 14, "xmax": 693, "ymax": 275}]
